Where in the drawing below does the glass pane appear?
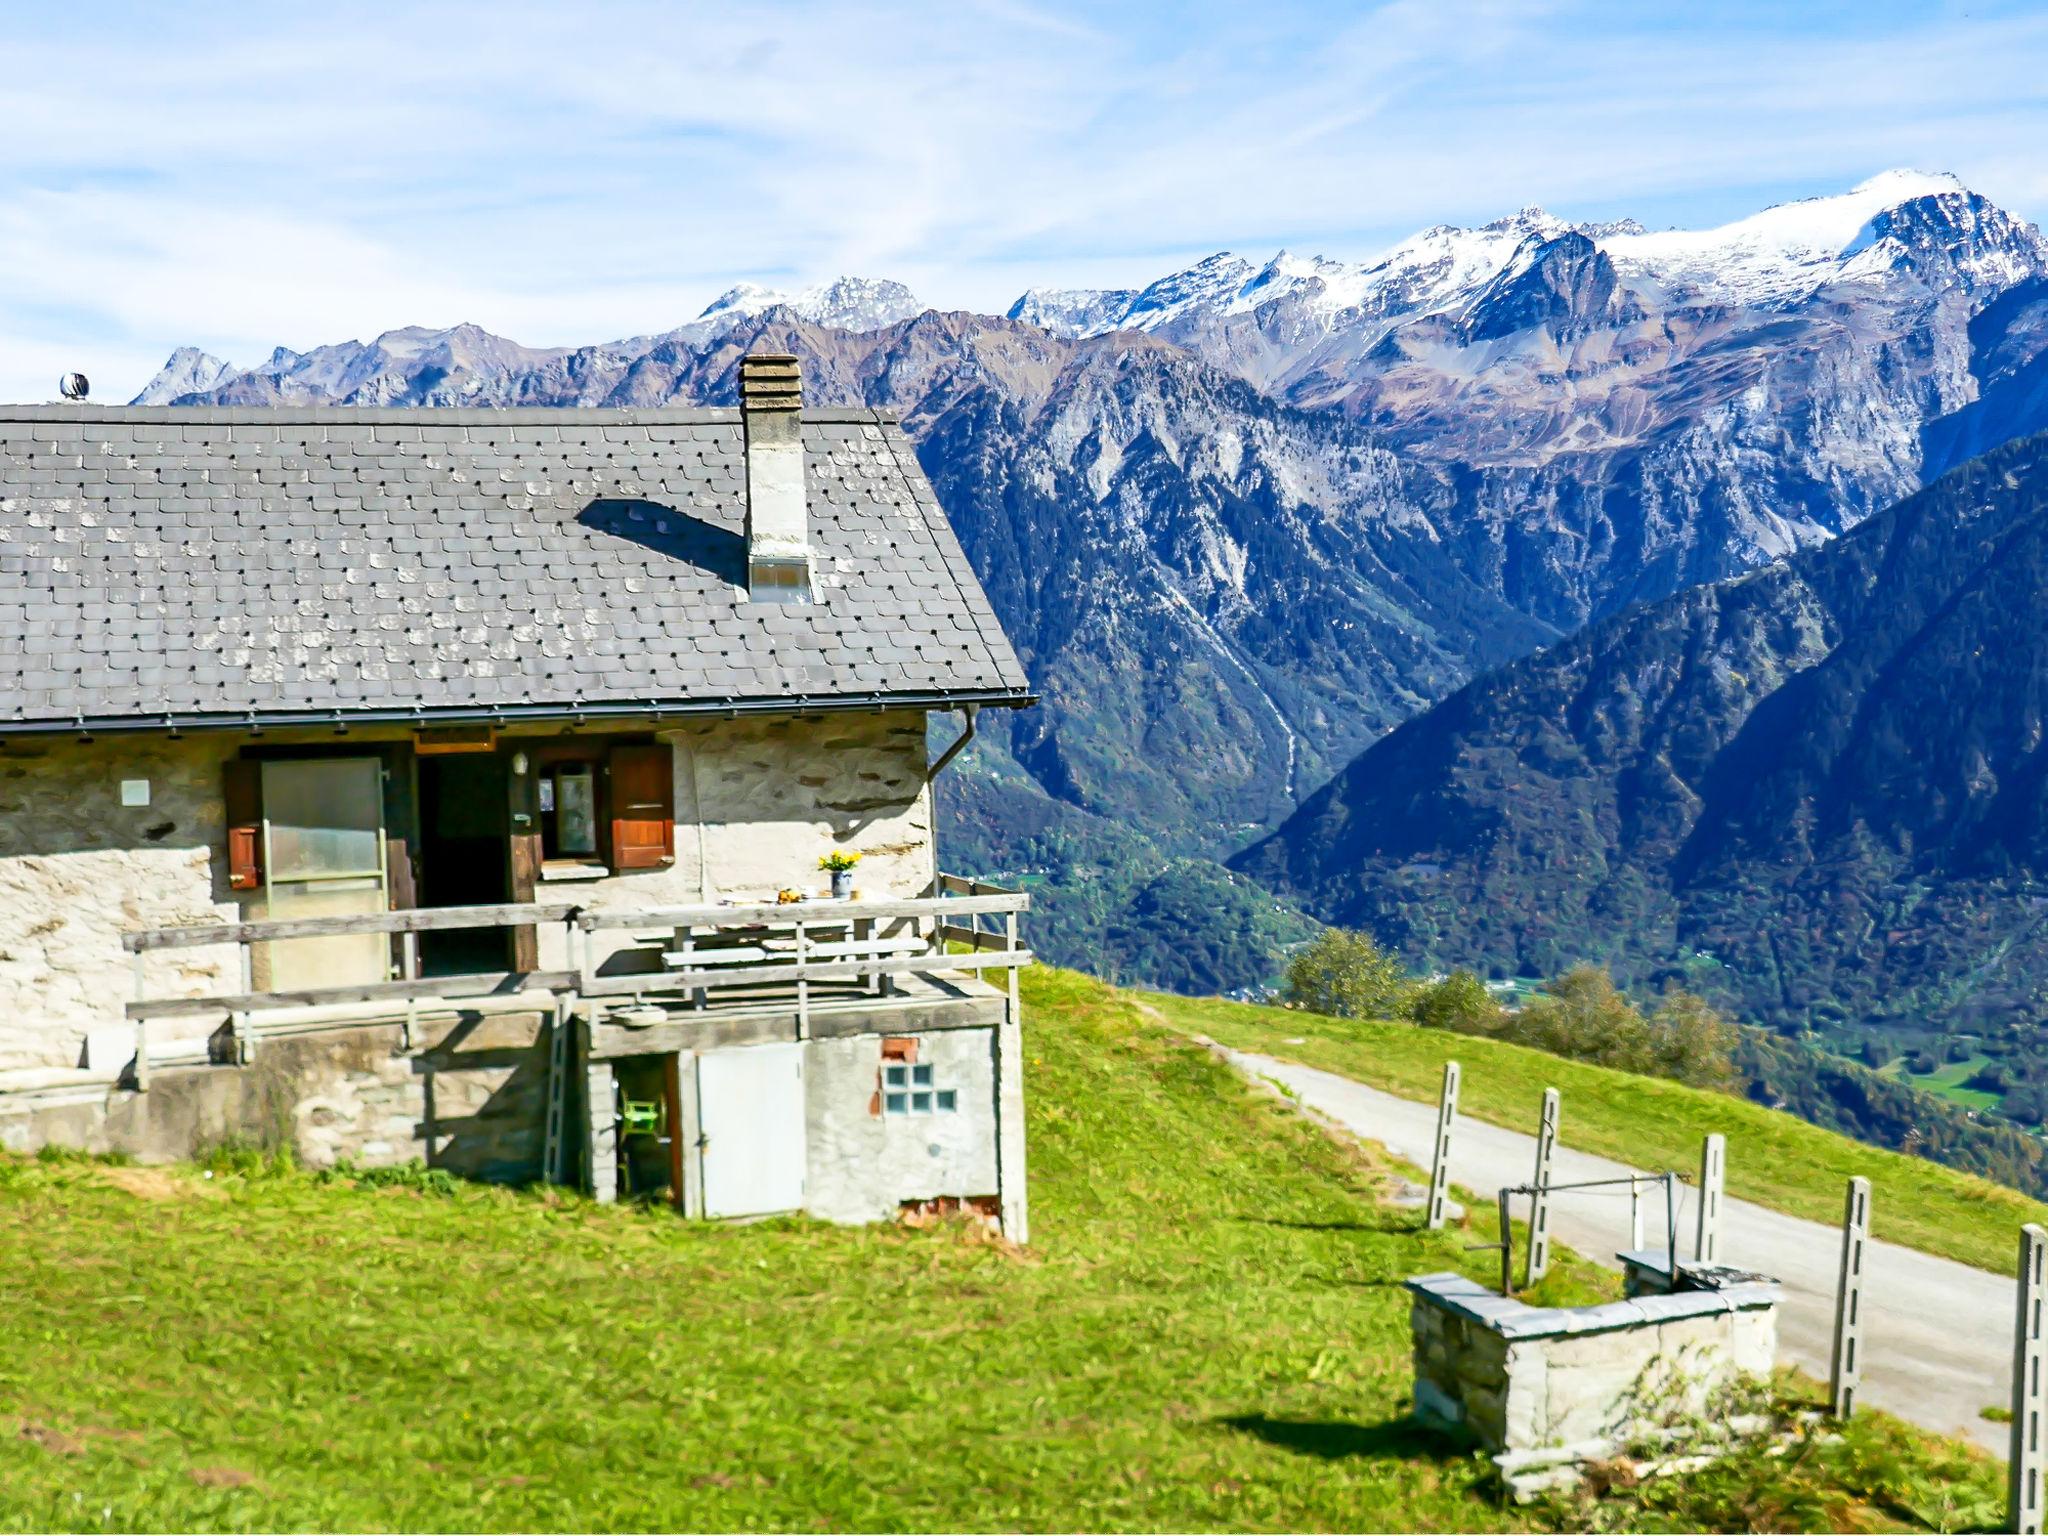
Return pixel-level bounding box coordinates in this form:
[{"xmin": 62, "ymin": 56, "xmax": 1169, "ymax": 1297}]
[
  {"xmin": 263, "ymin": 758, "xmax": 383, "ymax": 880},
  {"xmin": 884, "ymin": 1065, "xmax": 908, "ymax": 1088},
  {"xmin": 885, "ymin": 1093, "xmax": 907, "ymax": 1115},
  {"xmin": 911, "ymin": 1092, "xmax": 932, "ymax": 1113},
  {"xmin": 911, "ymin": 1064, "xmax": 933, "ymax": 1087},
  {"xmin": 936, "ymin": 1090, "xmax": 957, "ymax": 1113},
  {"xmin": 556, "ymin": 770, "xmax": 597, "ymax": 856}
]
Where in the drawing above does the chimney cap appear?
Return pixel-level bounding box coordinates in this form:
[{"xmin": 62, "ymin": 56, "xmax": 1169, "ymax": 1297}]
[{"xmin": 739, "ymin": 352, "xmax": 802, "ymax": 413}]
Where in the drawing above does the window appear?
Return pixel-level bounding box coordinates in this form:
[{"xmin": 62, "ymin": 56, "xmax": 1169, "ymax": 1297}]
[
  {"xmin": 883, "ymin": 1062, "xmax": 957, "ymax": 1116},
  {"xmin": 542, "ymin": 763, "xmax": 599, "ymax": 858}
]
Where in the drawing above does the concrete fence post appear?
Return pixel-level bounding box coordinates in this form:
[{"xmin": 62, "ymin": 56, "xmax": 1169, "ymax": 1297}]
[
  {"xmin": 1427, "ymin": 1060, "xmax": 1460, "ymax": 1230},
  {"xmin": 1695, "ymin": 1133, "xmax": 1726, "ymax": 1265},
  {"xmin": 2013, "ymin": 1224, "xmax": 2048, "ymax": 1535},
  {"xmin": 1526, "ymin": 1087, "xmax": 1560, "ymax": 1285},
  {"xmin": 1829, "ymin": 1176, "xmax": 1870, "ymax": 1418}
]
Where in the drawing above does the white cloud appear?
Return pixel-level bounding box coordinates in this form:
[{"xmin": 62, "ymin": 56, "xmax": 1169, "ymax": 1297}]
[{"xmin": 2, "ymin": 0, "xmax": 2045, "ymax": 401}]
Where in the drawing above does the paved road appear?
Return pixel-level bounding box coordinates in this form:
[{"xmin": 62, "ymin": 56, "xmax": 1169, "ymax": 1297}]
[{"xmin": 1223, "ymin": 1047, "xmax": 2015, "ymax": 1455}]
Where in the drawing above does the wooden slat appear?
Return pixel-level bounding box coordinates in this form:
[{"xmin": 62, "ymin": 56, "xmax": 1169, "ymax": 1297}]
[
  {"xmin": 577, "ymin": 892, "xmax": 1027, "ymax": 931},
  {"xmin": 130, "ymin": 969, "xmax": 577, "ymax": 1021},
  {"xmin": 125, "ymin": 902, "xmax": 581, "ymax": 952},
  {"xmin": 938, "ymin": 923, "xmax": 1013, "ymax": 953},
  {"xmin": 580, "ymin": 948, "xmax": 1033, "ymax": 999}
]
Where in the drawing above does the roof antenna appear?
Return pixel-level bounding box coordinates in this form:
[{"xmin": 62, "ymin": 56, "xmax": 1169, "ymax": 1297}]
[{"xmin": 59, "ymin": 373, "xmax": 89, "ymax": 402}]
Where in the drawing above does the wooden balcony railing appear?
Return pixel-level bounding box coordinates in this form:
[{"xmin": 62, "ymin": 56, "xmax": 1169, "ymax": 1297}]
[{"xmin": 120, "ymin": 878, "xmax": 1031, "ymax": 1089}]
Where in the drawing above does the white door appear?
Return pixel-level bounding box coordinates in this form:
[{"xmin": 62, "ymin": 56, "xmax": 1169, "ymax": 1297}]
[{"xmin": 698, "ymin": 1043, "xmax": 807, "ymax": 1218}]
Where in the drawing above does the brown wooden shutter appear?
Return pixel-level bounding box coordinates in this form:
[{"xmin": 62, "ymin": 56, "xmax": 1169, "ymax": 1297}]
[
  {"xmin": 223, "ymin": 758, "xmax": 264, "ymax": 891},
  {"xmin": 608, "ymin": 743, "xmax": 674, "ymax": 871}
]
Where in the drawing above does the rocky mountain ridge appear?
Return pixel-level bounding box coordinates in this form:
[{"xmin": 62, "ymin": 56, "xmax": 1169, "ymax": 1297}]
[{"xmin": 128, "ymin": 171, "xmax": 2048, "ymax": 998}]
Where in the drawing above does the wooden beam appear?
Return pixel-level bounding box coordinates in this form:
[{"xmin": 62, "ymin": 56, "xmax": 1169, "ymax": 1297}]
[
  {"xmin": 130, "ymin": 970, "xmax": 577, "ymax": 1020},
  {"xmin": 578, "ymin": 948, "xmax": 1034, "ymax": 999},
  {"xmin": 576, "ymin": 892, "xmax": 1029, "ymax": 932},
  {"xmin": 125, "ymin": 902, "xmax": 581, "ymax": 952}
]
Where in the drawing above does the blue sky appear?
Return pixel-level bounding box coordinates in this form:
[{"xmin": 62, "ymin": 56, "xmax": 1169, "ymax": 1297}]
[{"xmin": 4, "ymin": 0, "xmax": 2047, "ymax": 402}]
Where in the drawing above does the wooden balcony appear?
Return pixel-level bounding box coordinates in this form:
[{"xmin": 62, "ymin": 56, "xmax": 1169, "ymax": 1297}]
[{"xmin": 121, "ymin": 875, "xmax": 1031, "ymax": 1087}]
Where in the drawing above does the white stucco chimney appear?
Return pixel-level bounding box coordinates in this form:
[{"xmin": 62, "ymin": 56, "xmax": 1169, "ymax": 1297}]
[{"xmin": 739, "ymin": 352, "xmax": 811, "ymax": 602}]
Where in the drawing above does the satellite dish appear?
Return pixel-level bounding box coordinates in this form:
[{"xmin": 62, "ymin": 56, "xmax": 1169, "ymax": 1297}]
[{"xmin": 59, "ymin": 373, "xmax": 89, "ymax": 401}]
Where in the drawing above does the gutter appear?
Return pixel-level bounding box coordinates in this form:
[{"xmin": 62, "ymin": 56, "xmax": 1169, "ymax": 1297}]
[{"xmin": 0, "ymin": 688, "xmax": 1037, "ymax": 742}]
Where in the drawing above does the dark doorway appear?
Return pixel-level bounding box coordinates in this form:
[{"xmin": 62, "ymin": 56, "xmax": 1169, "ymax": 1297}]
[{"xmin": 417, "ymin": 753, "xmax": 513, "ymax": 974}]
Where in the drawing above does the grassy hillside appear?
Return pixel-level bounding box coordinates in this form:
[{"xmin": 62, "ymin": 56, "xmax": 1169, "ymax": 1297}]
[
  {"xmin": 1154, "ymin": 989, "xmax": 2048, "ymax": 1276},
  {"xmin": 0, "ymin": 969, "xmax": 2002, "ymax": 1532}
]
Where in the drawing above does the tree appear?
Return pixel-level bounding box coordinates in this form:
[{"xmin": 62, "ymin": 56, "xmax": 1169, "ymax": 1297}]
[{"xmin": 1283, "ymin": 929, "xmax": 1412, "ymax": 1020}]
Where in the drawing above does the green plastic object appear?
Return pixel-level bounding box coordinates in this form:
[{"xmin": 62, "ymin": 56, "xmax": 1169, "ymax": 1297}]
[{"xmin": 617, "ymin": 1094, "xmax": 666, "ymax": 1139}]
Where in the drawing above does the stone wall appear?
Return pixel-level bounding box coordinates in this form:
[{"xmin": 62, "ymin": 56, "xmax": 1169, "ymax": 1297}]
[
  {"xmin": 540, "ymin": 709, "xmax": 935, "ymax": 975},
  {"xmin": 0, "ymin": 734, "xmax": 242, "ymax": 1070},
  {"xmin": 1407, "ymin": 1270, "xmax": 1780, "ymax": 1498},
  {"xmin": 0, "ymin": 708, "xmax": 937, "ymax": 1068},
  {"xmin": 0, "ymin": 1006, "xmax": 553, "ymax": 1182}
]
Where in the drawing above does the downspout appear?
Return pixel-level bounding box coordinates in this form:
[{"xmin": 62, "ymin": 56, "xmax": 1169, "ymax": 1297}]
[
  {"xmin": 927, "ymin": 704, "xmax": 980, "ymax": 783},
  {"xmin": 925, "ymin": 705, "xmax": 979, "ymax": 897}
]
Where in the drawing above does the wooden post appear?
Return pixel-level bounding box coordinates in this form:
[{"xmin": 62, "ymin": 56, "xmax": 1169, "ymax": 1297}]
[
  {"xmin": 1496, "ymin": 1188, "xmax": 1514, "ymax": 1298},
  {"xmin": 1526, "ymin": 1087, "xmax": 1560, "ymax": 1285},
  {"xmin": 1829, "ymin": 1175, "xmax": 1871, "ymax": 1418},
  {"xmin": 1696, "ymin": 1133, "xmax": 1726, "ymax": 1265},
  {"xmin": 2014, "ymin": 1224, "xmax": 2048, "ymax": 1536},
  {"xmin": 1427, "ymin": 1061, "xmax": 1460, "ymax": 1230}
]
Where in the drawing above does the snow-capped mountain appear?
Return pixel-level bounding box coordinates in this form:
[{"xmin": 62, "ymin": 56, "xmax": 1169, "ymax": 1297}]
[
  {"xmin": 1007, "ymin": 171, "xmax": 2048, "ymax": 348},
  {"xmin": 695, "ymin": 276, "xmax": 925, "ymax": 332}
]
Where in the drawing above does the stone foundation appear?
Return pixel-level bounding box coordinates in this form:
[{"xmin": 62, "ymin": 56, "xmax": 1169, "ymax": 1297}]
[
  {"xmin": 1407, "ymin": 1268, "xmax": 1781, "ymax": 1499},
  {"xmin": 0, "ymin": 1010, "xmax": 555, "ymax": 1181}
]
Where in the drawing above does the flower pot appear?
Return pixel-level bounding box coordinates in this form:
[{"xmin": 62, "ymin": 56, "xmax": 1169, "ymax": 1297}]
[{"xmin": 831, "ymin": 870, "xmax": 854, "ymax": 899}]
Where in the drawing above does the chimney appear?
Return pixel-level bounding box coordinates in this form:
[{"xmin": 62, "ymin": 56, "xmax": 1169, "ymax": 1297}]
[{"xmin": 739, "ymin": 352, "xmax": 811, "ymax": 602}]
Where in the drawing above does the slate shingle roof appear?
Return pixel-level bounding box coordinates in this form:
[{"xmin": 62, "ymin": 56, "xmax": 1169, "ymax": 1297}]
[{"xmin": 0, "ymin": 405, "xmax": 1032, "ymax": 732}]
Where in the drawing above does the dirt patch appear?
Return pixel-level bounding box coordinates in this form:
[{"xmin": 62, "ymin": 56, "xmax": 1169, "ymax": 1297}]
[
  {"xmin": 189, "ymin": 1466, "xmax": 255, "ymax": 1488},
  {"xmin": 20, "ymin": 1422, "xmax": 84, "ymax": 1455},
  {"xmin": 93, "ymin": 1165, "xmax": 216, "ymax": 1202}
]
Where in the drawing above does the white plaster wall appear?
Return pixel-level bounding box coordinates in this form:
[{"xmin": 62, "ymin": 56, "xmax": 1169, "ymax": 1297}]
[
  {"xmin": 0, "ymin": 735, "xmax": 243, "ymax": 1070},
  {"xmin": 540, "ymin": 710, "xmax": 935, "ymax": 975},
  {"xmin": 802, "ymin": 1027, "xmax": 998, "ymax": 1224}
]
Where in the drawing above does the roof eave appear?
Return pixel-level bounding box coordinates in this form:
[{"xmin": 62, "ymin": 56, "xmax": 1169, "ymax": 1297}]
[{"xmin": 0, "ymin": 688, "xmax": 1037, "ymax": 741}]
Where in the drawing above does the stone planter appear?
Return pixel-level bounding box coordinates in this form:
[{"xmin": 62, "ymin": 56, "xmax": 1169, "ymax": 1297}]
[{"xmin": 1406, "ymin": 1266, "xmax": 1782, "ymax": 1499}]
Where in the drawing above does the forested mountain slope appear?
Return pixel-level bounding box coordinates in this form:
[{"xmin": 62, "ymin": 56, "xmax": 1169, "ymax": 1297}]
[{"xmin": 1236, "ymin": 431, "xmax": 2048, "ymax": 1046}]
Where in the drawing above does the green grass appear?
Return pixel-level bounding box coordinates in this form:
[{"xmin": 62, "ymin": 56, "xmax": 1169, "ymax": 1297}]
[
  {"xmin": 1879, "ymin": 1054, "xmax": 2003, "ymax": 1114},
  {"xmin": 1148, "ymin": 991, "xmax": 2048, "ymax": 1277},
  {"xmin": 0, "ymin": 968, "xmax": 2003, "ymax": 1531}
]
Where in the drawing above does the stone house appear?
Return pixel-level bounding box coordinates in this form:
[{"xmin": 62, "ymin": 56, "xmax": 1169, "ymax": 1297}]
[{"xmin": 0, "ymin": 354, "xmax": 1038, "ymax": 1234}]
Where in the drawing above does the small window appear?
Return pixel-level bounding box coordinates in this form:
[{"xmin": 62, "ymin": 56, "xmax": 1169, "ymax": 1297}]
[
  {"xmin": 883, "ymin": 1061, "xmax": 955, "ymax": 1116},
  {"xmin": 542, "ymin": 764, "xmax": 598, "ymax": 858}
]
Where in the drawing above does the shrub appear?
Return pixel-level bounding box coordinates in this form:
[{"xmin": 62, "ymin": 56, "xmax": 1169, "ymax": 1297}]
[
  {"xmin": 319, "ymin": 1158, "xmax": 460, "ymax": 1197},
  {"xmin": 1283, "ymin": 928, "xmax": 1412, "ymax": 1020},
  {"xmin": 1406, "ymin": 970, "xmax": 1503, "ymax": 1035},
  {"xmin": 1471, "ymin": 966, "xmax": 1737, "ymax": 1091}
]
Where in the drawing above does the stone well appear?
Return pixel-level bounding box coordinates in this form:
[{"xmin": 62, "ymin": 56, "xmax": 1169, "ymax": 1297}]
[{"xmin": 1406, "ymin": 1264, "xmax": 1782, "ymax": 1498}]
